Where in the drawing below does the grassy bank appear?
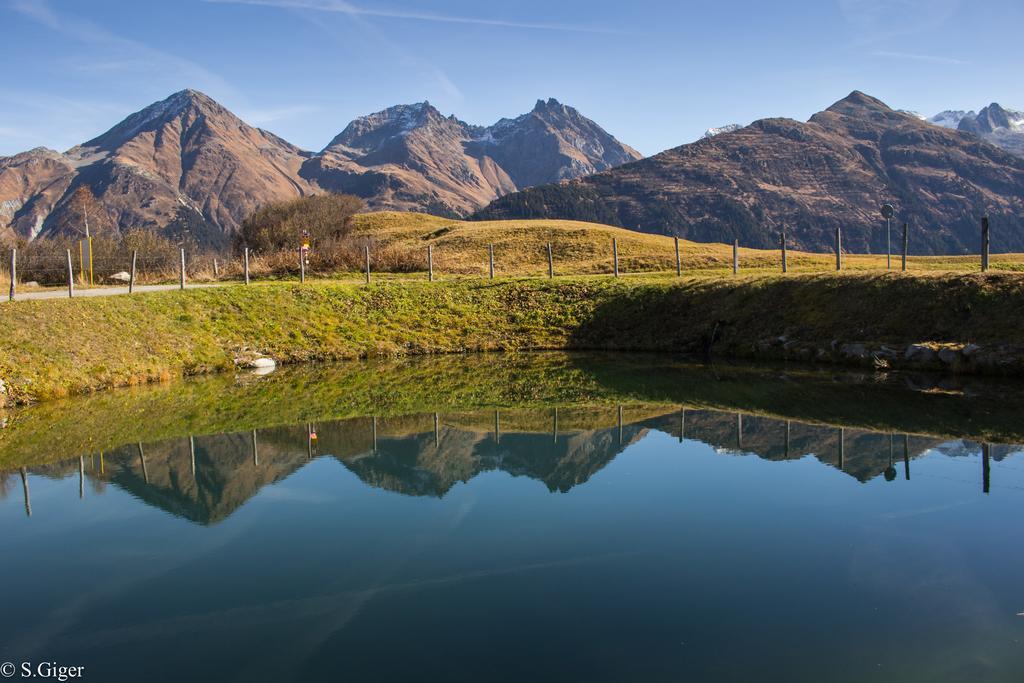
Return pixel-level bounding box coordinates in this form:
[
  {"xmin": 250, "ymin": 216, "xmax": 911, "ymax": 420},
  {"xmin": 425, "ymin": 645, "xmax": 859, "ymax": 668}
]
[
  {"xmin": 4, "ymin": 352, "xmax": 1024, "ymax": 469},
  {"xmin": 1, "ymin": 271, "xmax": 1024, "ymax": 405}
]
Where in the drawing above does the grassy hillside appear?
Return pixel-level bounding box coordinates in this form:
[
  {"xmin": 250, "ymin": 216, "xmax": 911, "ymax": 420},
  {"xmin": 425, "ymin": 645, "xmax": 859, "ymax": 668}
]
[
  {"xmin": 2, "ymin": 272, "xmax": 1024, "ymax": 406},
  {"xmin": 348, "ymin": 212, "xmax": 1024, "ymax": 276},
  {"xmin": 4, "ymin": 211, "xmax": 1023, "ymax": 292}
]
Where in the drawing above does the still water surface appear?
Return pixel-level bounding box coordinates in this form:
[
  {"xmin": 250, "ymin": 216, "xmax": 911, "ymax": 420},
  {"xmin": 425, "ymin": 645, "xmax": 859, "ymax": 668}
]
[{"xmin": 1, "ymin": 354, "xmax": 1022, "ymax": 682}]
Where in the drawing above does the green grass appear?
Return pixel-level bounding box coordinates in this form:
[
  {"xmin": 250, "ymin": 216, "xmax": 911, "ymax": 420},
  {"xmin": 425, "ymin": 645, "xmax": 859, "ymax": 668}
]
[
  {"xmin": 4, "ymin": 352, "xmax": 1024, "ymax": 469},
  {"xmin": 2, "ymin": 271, "xmax": 1024, "ymax": 407},
  {"xmin": 349, "ymin": 211, "xmax": 1024, "ymax": 276}
]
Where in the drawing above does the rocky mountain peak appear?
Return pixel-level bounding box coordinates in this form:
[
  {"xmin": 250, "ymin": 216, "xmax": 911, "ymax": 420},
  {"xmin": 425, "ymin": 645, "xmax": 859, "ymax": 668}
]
[
  {"xmin": 928, "ymin": 110, "xmax": 974, "ymax": 129},
  {"xmin": 475, "ymin": 90, "xmax": 1024, "ymax": 255},
  {"xmin": 532, "ymin": 97, "xmax": 567, "ymax": 114},
  {"xmin": 72, "ymin": 88, "xmax": 237, "ymax": 156},
  {"xmin": 826, "ymin": 90, "xmax": 893, "ymax": 115},
  {"xmin": 960, "ymin": 102, "xmax": 1022, "ymax": 135},
  {"xmin": 323, "ymin": 101, "xmax": 452, "ymax": 153}
]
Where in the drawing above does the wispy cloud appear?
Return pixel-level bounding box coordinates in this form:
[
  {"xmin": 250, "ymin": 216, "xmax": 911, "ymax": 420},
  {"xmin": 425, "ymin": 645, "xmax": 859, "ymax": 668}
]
[
  {"xmin": 280, "ymin": 0, "xmax": 466, "ymax": 105},
  {"xmin": 9, "ymin": 0, "xmax": 236, "ymax": 96},
  {"xmin": 839, "ymin": 0, "xmax": 962, "ymax": 41},
  {"xmin": 871, "ymin": 50, "xmax": 970, "ymax": 65},
  {"xmin": 204, "ymin": 0, "xmax": 623, "ymax": 34}
]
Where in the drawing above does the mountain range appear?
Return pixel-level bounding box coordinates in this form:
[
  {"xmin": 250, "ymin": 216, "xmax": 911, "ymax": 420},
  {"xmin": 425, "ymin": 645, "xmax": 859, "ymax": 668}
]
[
  {"xmin": 475, "ymin": 91, "xmax": 1024, "ymax": 254},
  {"xmin": 705, "ymin": 102, "xmax": 1024, "ymax": 158},
  {"xmin": 5, "ymin": 89, "xmax": 1024, "ymax": 255},
  {"xmin": 923, "ymin": 103, "xmax": 1024, "ymax": 157},
  {"xmin": 0, "ymin": 90, "xmax": 639, "ymax": 243}
]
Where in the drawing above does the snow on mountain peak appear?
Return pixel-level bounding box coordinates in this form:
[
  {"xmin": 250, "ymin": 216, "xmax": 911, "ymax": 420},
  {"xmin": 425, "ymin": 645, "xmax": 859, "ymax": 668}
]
[
  {"xmin": 927, "ymin": 110, "xmax": 974, "ymax": 129},
  {"xmin": 703, "ymin": 124, "xmax": 742, "ymax": 139}
]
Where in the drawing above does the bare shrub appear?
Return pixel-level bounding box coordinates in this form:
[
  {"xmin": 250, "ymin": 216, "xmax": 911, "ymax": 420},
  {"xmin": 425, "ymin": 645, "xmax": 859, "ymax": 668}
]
[{"xmin": 236, "ymin": 194, "xmax": 365, "ymax": 254}]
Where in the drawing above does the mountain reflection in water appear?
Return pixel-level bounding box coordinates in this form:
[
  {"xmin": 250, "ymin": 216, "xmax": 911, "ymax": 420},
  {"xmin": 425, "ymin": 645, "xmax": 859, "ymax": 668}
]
[
  {"xmin": 4, "ymin": 406, "xmax": 1018, "ymax": 524},
  {"xmin": 3, "ymin": 355, "xmax": 1024, "ymax": 682}
]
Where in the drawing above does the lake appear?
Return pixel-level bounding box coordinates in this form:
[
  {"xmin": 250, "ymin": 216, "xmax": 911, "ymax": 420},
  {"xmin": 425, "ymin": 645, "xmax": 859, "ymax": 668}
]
[{"xmin": 1, "ymin": 353, "xmax": 1022, "ymax": 682}]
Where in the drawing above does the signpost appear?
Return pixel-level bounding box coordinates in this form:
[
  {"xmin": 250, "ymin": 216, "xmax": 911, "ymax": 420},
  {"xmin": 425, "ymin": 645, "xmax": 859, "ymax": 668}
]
[{"xmin": 78, "ymin": 237, "xmax": 93, "ymax": 286}]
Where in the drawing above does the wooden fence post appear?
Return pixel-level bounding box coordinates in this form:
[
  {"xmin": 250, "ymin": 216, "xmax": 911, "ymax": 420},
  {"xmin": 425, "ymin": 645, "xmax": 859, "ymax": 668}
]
[
  {"xmin": 835, "ymin": 227, "xmax": 842, "ymax": 271},
  {"xmin": 179, "ymin": 248, "xmax": 186, "ymax": 290},
  {"xmin": 213, "ymin": 258, "xmax": 220, "ymax": 279},
  {"xmin": 428, "ymin": 244, "xmax": 434, "ymax": 282},
  {"xmin": 901, "ymin": 223, "xmax": 908, "ymax": 272},
  {"xmin": 981, "ymin": 216, "xmax": 990, "ymax": 272},
  {"xmin": 244, "ymin": 247, "xmax": 250, "ymax": 285},
  {"xmin": 781, "ymin": 229, "xmax": 788, "ymax": 273},
  {"xmin": 129, "ymin": 250, "xmax": 137, "ymax": 294},
  {"xmin": 547, "ymin": 242, "xmax": 554, "ymax": 278},
  {"xmin": 488, "ymin": 244, "xmax": 494, "ymax": 279},
  {"xmin": 66, "ymin": 249, "xmax": 74, "ymax": 298},
  {"xmin": 8, "ymin": 248, "xmax": 15, "ymax": 302},
  {"xmin": 886, "ymin": 217, "xmax": 892, "ymax": 270},
  {"xmin": 365, "ymin": 245, "xmax": 371, "ymax": 284},
  {"xmin": 732, "ymin": 239, "xmax": 739, "ymax": 274},
  {"xmin": 675, "ymin": 236, "xmax": 681, "ymax": 276},
  {"xmin": 612, "ymin": 238, "xmax": 619, "ymax": 277},
  {"xmin": 299, "ymin": 246, "xmax": 305, "ymax": 283}
]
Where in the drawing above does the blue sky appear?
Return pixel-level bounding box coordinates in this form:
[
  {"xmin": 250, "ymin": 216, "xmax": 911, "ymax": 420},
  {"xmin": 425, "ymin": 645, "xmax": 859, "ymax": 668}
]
[{"xmin": 1, "ymin": 0, "xmax": 1021, "ymax": 157}]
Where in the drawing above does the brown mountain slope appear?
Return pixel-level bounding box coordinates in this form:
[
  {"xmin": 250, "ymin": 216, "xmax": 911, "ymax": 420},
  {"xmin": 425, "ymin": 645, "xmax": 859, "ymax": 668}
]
[
  {"xmin": 300, "ymin": 98, "xmax": 641, "ymax": 217},
  {"xmin": 0, "ymin": 148, "xmax": 77, "ymax": 242},
  {"xmin": 0, "ymin": 93, "xmax": 639, "ymax": 242},
  {"xmin": 62, "ymin": 89, "xmax": 316, "ymax": 240},
  {"xmin": 475, "ymin": 91, "xmax": 1024, "ymax": 254}
]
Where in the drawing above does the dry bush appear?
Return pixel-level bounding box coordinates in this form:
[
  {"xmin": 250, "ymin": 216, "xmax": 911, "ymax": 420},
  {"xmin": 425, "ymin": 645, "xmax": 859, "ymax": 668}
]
[
  {"xmin": 245, "ymin": 237, "xmax": 423, "ymax": 279},
  {"xmin": 236, "ymin": 194, "xmax": 365, "ymax": 254},
  {"xmin": 6, "ymin": 230, "xmax": 211, "ymax": 286}
]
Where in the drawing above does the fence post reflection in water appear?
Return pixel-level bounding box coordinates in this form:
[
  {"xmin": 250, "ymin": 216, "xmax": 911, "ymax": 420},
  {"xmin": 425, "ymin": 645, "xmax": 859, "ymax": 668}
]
[
  {"xmin": 373, "ymin": 417, "xmax": 378, "ymax": 453},
  {"xmin": 494, "ymin": 410, "xmax": 500, "ymax": 445},
  {"xmin": 736, "ymin": 414, "xmax": 743, "ymax": 450},
  {"xmin": 138, "ymin": 443, "xmax": 149, "ymax": 484},
  {"xmin": 618, "ymin": 406, "xmax": 623, "ymax": 445},
  {"xmin": 785, "ymin": 420, "xmax": 791, "ymax": 459},
  {"xmin": 982, "ymin": 443, "xmax": 991, "ymax": 494},
  {"xmin": 433, "ymin": 414, "xmax": 439, "ymax": 448},
  {"xmin": 679, "ymin": 408, "xmax": 685, "ymax": 443},
  {"xmin": 190, "ymin": 436, "xmax": 196, "ymax": 477},
  {"xmin": 20, "ymin": 467, "xmax": 30, "ymax": 517},
  {"xmin": 79, "ymin": 456, "xmax": 84, "ymax": 499},
  {"xmin": 252, "ymin": 430, "xmax": 259, "ymax": 467},
  {"xmin": 553, "ymin": 407, "xmax": 558, "ymax": 444},
  {"xmin": 838, "ymin": 428, "xmax": 844, "ymax": 471},
  {"xmin": 903, "ymin": 435, "xmax": 910, "ymax": 480}
]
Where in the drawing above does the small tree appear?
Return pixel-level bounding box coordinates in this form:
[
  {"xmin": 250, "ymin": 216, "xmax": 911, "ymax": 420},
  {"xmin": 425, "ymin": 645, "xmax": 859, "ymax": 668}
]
[
  {"xmin": 55, "ymin": 185, "xmax": 112, "ymax": 238},
  {"xmin": 236, "ymin": 193, "xmax": 365, "ymax": 253}
]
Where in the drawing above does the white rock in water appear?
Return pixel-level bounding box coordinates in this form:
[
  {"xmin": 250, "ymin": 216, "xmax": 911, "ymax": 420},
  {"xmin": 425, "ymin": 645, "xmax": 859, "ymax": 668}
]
[
  {"xmin": 109, "ymin": 272, "xmax": 131, "ymax": 282},
  {"xmin": 248, "ymin": 357, "xmax": 276, "ymax": 369}
]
